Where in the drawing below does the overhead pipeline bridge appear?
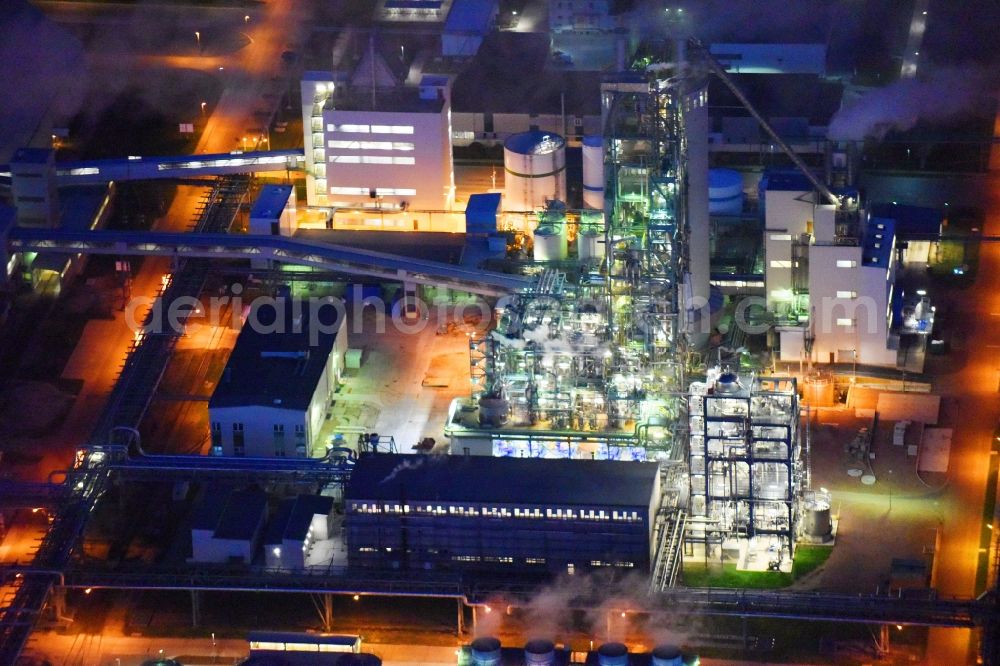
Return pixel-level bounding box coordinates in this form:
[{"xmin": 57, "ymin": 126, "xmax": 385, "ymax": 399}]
[
  {"xmin": 2, "ymin": 227, "xmax": 533, "ymax": 297},
  {"xmin": 0, "ymin": 175, "xmax": 252, "ymax": 664},
  {"xmin": 0, "ymin": 560, "xmax": 993, "ymax": 630},
  {"xmin": 0, "ymin": 149, "xmax": 304, "ymax": 188}
]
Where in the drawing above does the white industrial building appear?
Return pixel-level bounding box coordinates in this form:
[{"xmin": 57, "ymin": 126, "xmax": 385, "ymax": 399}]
[
  {"xmin": 209, "ymin": 301, "xmax": 347, "ymax": 457},
  {"xmin": 190, "ymin": 487, "xmax": 268, "ymax": 564},
  {"xmin": 9, "ymin": 148, "xmax": 59, "ymax": 228},
  {"xmin": 300, "ymin": 65, "xmax": 454, "ymax": 212},
  {"xmin": 264, "ymin": 494, "xmax": 336, "ymax": 569},
  {"xmin": 761, "ymin": 171, "xmax": 899, "ymax": 367}
]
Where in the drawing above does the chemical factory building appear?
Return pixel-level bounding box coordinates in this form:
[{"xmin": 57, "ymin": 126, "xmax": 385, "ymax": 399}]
[
  {"xmin": 209, "ymin": 301, "xmax": 347, "ymax": 458},
  {"xmin": 345, "ymin": 453, "xmax": 660, "ymax": 574},
  {"xmin": 300, "ymin": 66, "xmax": 454, "ymax": 212}
]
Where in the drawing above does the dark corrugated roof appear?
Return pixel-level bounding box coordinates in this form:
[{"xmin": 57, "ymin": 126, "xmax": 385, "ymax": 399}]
[
  {"xmin": 346, "ymin": 453, "xmax": 658, "ymax": 507},
  {"xmin": 451, "ymin": 33, "xmax": 601, "ymax": 115},
  {"xmin": 214, "ymin": 488, "xmax": 268, "ymax": 540},
  {"xmin": 266, "ymin": 495, "xmax": 334, "ymax": 544},
  {"xmin": 209, "ymin": 300, "xmax": 341, "ymax": 411}
]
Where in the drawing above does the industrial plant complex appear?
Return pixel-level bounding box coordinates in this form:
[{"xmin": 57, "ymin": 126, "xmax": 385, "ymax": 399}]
[{"xmin": 0, "ymin": 0, "xmax": 998, "ymax": 665}]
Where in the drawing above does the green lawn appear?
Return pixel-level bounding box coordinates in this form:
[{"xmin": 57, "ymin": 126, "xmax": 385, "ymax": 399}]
[{"xmin": 681, "ymin": 545, "xmax": 833, "ymax": 589}]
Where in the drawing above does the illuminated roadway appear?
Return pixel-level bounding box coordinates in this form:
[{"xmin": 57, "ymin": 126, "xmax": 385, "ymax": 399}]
[{"xmin": 922, "ymin": 172, "xmax": 1000, "ymax": 664}]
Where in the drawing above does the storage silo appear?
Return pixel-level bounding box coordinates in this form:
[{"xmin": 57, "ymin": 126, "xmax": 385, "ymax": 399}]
[
  {"xmin": 708, "ymin": 168, "xmax": 744, "ymax": 215},
  {"xmin": 582, "ymin": 134, "xmax": 604, "ymax": 210},
  {"xmin": 504, "ymin": 131, "xmax": 566, "ymax": 212},
  {"xmin": 577, "ymin": 229, "xmax": 604, "ymax": 261}
]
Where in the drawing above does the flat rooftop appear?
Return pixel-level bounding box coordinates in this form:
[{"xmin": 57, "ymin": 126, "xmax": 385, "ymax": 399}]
[
  {"xmin": 209, "ymin": 300, "xmax": 341, "ymax": 411},
  {"xmin": 346, "ymin": 453, "xmax": 659, "ymax": 507}
]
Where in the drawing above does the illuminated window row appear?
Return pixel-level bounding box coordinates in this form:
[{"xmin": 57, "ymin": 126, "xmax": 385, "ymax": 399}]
[
  {"xmin": 327, "ymin": 124, "xmax": 414, "ymax": 134},
  {"xmin": 349, "ymin": 502, "xmax": 641, "ymax": 521},
  {"xmin": 328, "ymin": 140, "xmax": 414, "ymax": 151},
  {"xmin": 328, "ymin": 155, "xmax": 415, "ymax": 165},
  {"xmin": 329, "ymin": 187, "xmax": 416, "ymax": 196},
  {"xmin": 590, "ymin": 560, "xmax": 635, "ymax": 567}
]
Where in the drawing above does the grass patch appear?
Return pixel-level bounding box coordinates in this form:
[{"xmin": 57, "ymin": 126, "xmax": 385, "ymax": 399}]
[{"xmin": 682, "ymin": 544, "xmax": 833, "ymax": 589}]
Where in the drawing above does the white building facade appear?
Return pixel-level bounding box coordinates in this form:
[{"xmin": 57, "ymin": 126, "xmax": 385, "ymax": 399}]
[{"xmin": 301, "ymin": 75, "xmax": 454, "ymax": 212}]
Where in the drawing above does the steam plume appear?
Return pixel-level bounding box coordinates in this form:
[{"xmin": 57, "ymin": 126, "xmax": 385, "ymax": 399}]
[{"xmin": 828, "ymin": 66, "xmax": 999, "ymax": 141}]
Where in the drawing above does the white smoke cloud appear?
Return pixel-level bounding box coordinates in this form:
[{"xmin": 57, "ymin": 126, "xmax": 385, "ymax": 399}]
[{"xmin": 828, "ymin": 66, "xmax": 999, "ymax": 141}]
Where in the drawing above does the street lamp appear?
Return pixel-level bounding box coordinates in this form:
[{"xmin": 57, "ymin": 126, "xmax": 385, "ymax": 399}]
[
  {"xmin": 195, "ymin": 31, "xmax": 201, "ymax": 51},
  {"xmin": 200, "ymin": 101, "xmax": 207, "ymax": 116},
  {"xmin": 244, "ymin": 14, "xmax": 250, "ymax": 23}
]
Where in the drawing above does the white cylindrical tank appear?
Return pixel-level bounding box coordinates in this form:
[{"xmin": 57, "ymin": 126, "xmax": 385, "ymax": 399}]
[
  {"xmin": 504, "ymin": 131, "xmax": 566, "ymax": 212},
  {"xmin": 534, "ymin": 226, "xmax": 567, "ymax": 261},
  {"xmin": 582, "ymin": 134, "xmax": 604, "ymax": 210},
  {"xmin": 597, "ymin": 642, "xmax": 628, "ymax": 666},
  {"xmin": 651, "ymin": 645, "xmax": 684, "ymax": 666},
  {"xmin": 470, "ymin": 637, "xmax": 502, "ymax": 666},
  {"xmin": 524, "ymin": 640, "xmax": 556, "ymax": 666},
  {"xmin": 578, "ymin": 229, "xmax": 604, "ymax": 261},
  {"xmin": 709, "ymin": 168, "xmax": 744, "ymax": 215}
]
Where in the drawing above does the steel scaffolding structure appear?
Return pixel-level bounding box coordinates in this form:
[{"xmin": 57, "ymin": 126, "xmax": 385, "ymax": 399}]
[
  {"xmin": 447, "ymin": 59, "xmax": 694, "ymax": 461},
  {"xmin": 687, "ymin": 369, "xmax": 801, "ymax": 568}
]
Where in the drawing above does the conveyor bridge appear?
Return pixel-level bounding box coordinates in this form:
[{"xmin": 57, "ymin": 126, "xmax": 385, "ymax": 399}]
[{"xmin": 2, "ymin": 227, "xmax": 531, "ymax": 297}]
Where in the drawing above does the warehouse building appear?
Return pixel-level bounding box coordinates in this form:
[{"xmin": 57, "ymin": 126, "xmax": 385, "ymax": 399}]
[
  {"xmin": 209, "ymin": 300, "xmax": 347, "ymax": 457},
  {"xmin": 345, "ymin": 453, "xmax": 661, "ymax": 574},
  {"xmin": 190, "ymin": 487, "xmax": 268, "ymax": 564}
]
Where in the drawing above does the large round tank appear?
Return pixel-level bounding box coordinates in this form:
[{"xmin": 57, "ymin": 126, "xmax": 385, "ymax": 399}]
[
  {"xmin": 708, "ymin": 168, "xmax": 744, "ymax": 215},
  {"xmin": 524, "ymin": 639, "xmax": 556, "ymax": 666},
  {"xmin": 578, "ymin": 229, "xmax": 604, "ymax": 261},
  {"xmin": 651, "ymin": 645, "xmax": 684, "ymax": 666},
  {"xmin": 534, "ymin": 226, "xmax": 567, "ymax": 261},
  {"xmin": 597, "ymin": 642, "xmax": 628, "ymax": 666},
  {"xmin": 803, "ymin": 497, "xmax": 833, "ymax": 537},
  {"xmin": 582, "ymin": 134, "xmax": 604, "ymax": 210},
  {"xmin": 470, "ymin": 637, "xmax": 502, "ymax": 666},
  {"xmin": 478, "ymin": 398, "xmax": 509, "ymax": 427},
  {"xmin": 504, "ymin": 131, "xmax": 566, "ymax": 212}
]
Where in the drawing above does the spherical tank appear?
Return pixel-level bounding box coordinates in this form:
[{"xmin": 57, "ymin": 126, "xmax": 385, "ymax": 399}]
[
  {"xmin": 708, "ymin": 168, "xmax": 744, "ymax": 215},
  {"xmin": 504, "ymin": 131, "xmax": 566, "ymax": 212},
  {"xmin": 582, "ymin": 134, "xmax": 604, "ymax": 210}
]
